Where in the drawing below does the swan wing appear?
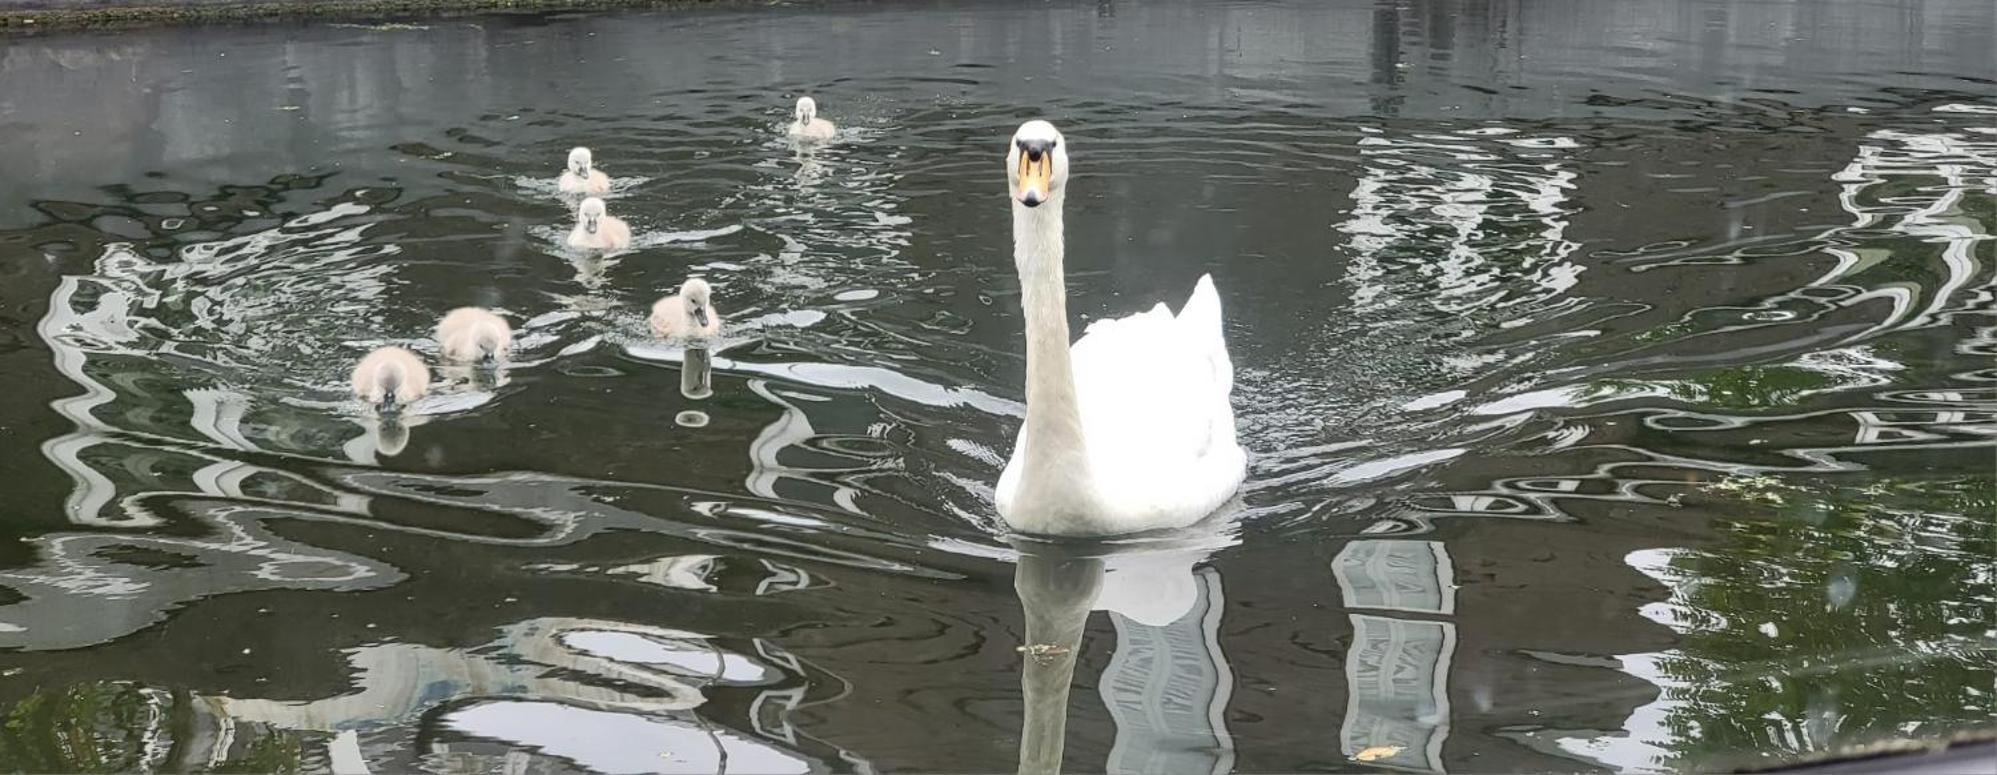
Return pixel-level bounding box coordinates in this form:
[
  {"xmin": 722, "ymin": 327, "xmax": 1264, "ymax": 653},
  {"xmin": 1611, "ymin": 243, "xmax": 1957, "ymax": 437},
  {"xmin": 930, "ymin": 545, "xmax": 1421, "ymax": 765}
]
[{"xmin": 1069, "ymin": 274, "xmax": 1243, "ymax": 525}]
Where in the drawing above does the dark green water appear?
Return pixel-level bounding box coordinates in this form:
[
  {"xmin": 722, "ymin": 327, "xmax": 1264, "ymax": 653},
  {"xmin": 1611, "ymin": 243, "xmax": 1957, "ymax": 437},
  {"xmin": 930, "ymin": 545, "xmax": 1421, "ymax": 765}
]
[{"xmin": 0, "ymin": 0, "xmax": 1991, "ymax": 772}]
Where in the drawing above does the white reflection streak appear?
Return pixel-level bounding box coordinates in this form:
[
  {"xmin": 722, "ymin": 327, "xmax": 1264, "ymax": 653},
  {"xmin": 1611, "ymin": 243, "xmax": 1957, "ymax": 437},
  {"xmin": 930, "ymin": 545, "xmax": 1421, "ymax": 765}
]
[
  {"xmin": 209, "ymin": 617, "xmax": 708, "ymax": 729},
  {"xmin": 1337, "ymin": 130, "xmax": 1582, "ymax": 315},
  {"xmin": 1815, "ymin": 129, "xmax": 1996, "ymax": 344},
  {"xmin": 39, "ymin": 267, "xmax": 159, "ymax": 527},
  {"xmin": 745, "ymin": 379, "xmax": 864, "ymax": 514}
]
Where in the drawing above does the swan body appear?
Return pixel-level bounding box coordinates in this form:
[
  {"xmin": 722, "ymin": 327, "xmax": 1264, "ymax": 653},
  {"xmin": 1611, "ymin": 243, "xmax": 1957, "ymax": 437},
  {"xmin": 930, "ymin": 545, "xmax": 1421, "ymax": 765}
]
[
  {"xmin": 436, "ymin": 307, "xmax": 512, "ymax": 363},
  {"xmin": 568, "ymin": 197, "xmax": 632, "ymax": 252},
  {"xmin": 650, "ymin": 278, "xmax": 722, "ymax": 340},
  {"xmin": 993, "ymin": 120, "xmax": 1245, "ymax": 537},
  {"xmin": 558, "ymin": 146, "xmax": 611, "ymax": 195},
  {"xmin": 351, "ymin": 346, "xmax": 430, "ymax": 411},
  {"xmin": 787, "ymin": 96, "xmax": 836, "ymax": 141}
]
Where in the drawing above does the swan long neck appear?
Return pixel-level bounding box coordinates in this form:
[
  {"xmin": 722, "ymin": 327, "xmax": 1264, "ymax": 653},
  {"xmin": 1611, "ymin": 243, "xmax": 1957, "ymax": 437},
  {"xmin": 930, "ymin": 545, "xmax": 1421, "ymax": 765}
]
[
  {"xmin": 1013, "ymin": 195, "xmax": 1088, "ymax": 475},
  {"xmin": 1015, "ymin": 553, "xmax": 1102, "ymax": 775}
]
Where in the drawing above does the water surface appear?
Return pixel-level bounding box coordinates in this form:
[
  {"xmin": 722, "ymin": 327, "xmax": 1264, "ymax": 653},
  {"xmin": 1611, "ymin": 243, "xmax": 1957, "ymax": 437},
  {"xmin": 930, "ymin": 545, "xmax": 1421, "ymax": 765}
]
[{"xmin": 0, "ymin": 0, "xmax": 1992, "ymax": 772}]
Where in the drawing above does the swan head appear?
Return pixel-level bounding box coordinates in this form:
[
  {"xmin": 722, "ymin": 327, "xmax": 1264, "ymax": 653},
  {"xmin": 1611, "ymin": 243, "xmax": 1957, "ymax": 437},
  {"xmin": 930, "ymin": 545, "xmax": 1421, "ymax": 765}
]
[
  {"xmin": 794, "ymin": 96, "xmax": 817, "ymax": 124},
  {"xmin": 1007, "ymin": 120, "xmax": 1068, "ymax": 208},
  {"xmin": 680, "ymin": 277, "xmax": 714, "ymax": 328},
  {"xmin": 577, "ymin": 197, "xmax": 607, "ymax": 234},
  {"xmin": 567, "ymin": 146, "xmax": 593, "ymax": 177}
]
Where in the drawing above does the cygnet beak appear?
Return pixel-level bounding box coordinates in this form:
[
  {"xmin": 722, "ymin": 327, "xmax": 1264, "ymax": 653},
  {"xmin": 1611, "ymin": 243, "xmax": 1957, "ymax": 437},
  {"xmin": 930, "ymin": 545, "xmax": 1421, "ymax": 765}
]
[
  {"xmin": 585, "ymin": 215, "xmax": 599, "ymax": 234},
  {"xmin": 692, "ymin": 304, "xmax": 711, "ymax": 328}
]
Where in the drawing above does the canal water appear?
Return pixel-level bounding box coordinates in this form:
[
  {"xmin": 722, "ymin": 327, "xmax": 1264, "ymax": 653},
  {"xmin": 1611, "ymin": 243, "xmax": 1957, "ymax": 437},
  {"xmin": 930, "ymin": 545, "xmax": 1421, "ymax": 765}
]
[{"xmin": 0, "ymin": 0, "xmax": 1991, "ymax": 771}]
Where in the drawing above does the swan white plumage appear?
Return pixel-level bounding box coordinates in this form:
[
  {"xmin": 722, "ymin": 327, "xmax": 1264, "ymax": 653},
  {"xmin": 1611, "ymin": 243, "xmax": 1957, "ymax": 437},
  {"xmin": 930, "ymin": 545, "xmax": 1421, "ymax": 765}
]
[
  {"xmin": 788, "ymin": 96, "xmax": 836, "ymax": 142},
  {"xmin": 559, "ymin": 147, "xmax": 611, "ymax": 195},
  {"xmin": 568, "ymin": 197, "xmax": 632, "ymax": 252},
  {"xmin": 994, "ymin": 120, "xmax": 1245, "ymax": 537}
]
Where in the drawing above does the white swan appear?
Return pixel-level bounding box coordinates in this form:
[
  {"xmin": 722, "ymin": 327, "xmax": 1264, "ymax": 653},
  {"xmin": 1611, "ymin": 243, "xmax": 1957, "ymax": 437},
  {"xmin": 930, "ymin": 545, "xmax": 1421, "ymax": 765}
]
[
  {"xmin": 558, "ymin": 146, "xmax": 611, "ymax": 195},
  {"xmin": 994, "ymin": 120, "xmax": 1246, "ymax": 537},
  {"xmin": 350, "ymin": 346, "xmax": 430, "ymax": 411},
  {"xmin": 649, "ymin": 278, "xmax": 722, "ymax": 341},
  {"xmin": 787, "ymin": 96, "xmax": 836, "ymax": 142},
  {"xmin": 568, "ymin": 197, "xmax": 632, "ymax": 252},
  {"xmin": 436, "ymin": 307, "xmax": 512, "ymax": 363}
]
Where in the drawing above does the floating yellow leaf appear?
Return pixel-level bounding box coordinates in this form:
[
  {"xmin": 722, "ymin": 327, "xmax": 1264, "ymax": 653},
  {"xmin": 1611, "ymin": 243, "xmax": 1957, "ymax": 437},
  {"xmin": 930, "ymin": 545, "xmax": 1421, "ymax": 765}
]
[{"xmin": 1354, "ymin": 744, "xmax": 1404, "ymax": 762}]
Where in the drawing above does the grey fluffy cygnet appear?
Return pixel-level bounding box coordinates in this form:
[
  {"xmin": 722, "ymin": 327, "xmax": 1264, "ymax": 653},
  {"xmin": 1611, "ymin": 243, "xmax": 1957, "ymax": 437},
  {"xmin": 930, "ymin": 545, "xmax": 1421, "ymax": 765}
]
[
  {"xmin": 558, "ymin": 146, "xmax": 611, "ymax": 195},
  {"xmin": 568, "ymin": 196, "xmax": 632, "ymax": 251},
  {"xmin": 788, "ymin": 96, "xmax": 836, "ymax": 141},
  {"xmin": 436, "ymin": 307, "xmax": 513, "ymax": 364},
  {"xmin": 351, "ymin": 346, "xmax": 430, "ymax": 411},
  {"xmin": 650, "ymin": 278, "xmax": 722, "ymax": 340}
]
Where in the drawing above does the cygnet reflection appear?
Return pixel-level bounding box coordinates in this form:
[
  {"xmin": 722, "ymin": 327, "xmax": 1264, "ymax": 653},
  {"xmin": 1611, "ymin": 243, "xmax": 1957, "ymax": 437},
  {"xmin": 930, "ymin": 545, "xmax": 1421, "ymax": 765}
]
[
  {"xmin": 682, "ymin": 345, "xmax": 714, "ymax": 400},
  {"xmin": 345, "ymin": 411, "xmax": 430, "ymax": 463}
]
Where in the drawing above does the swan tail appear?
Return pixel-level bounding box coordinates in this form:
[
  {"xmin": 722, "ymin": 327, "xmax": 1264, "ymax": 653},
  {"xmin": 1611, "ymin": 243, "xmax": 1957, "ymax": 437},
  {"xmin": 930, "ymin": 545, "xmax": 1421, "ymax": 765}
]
[
  {"xmin": 1177, "ymin": 274, "xmax": 1234, "ymax": 396},
  {"xmin": 1177, "ymin": 275, "xmax": 1224, "ymax": 343}
]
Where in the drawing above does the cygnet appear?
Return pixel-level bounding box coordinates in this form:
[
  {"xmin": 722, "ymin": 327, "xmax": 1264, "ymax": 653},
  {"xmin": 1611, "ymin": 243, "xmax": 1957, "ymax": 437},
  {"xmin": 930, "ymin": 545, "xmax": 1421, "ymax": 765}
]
[
  {"xmin": 650, "ymin": 277, "xmax": 722, "ymax": 340},
  {"xmin": 436, "ymin": 307, "xmax": 513, "ymax": 364},
  {"xmin": 351, "ymin": 346, "xmax": 430, "ymax": 411},
  {"xmin": 558, "ymin": 146, "xmax": 611, "ymax": 195},
  {"xmin": 788, "ymin": 96, "xmax": 836, "ymax": 141},
  {"xmin": 568, "ymin": 196, "xmax": 632, "ymax": 251}
]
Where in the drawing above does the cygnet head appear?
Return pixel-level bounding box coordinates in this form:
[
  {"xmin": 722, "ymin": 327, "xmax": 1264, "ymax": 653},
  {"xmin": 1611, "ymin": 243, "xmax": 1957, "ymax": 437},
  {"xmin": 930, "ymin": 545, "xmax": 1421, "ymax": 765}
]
[
  {"xmin": 680, "ymin": 277, "xmax": 714, "ymax": 328},
  {"xmin": 577, "ymin": 197, "xmax": 607, "ymax": 234},
  {"xmin": 567, "ymin": 146, "xmax": 593, "ymax": 177},
  {"xmin": 1007, "ymin": 120, "xmax": 1069, "ymax": 208},
  {"xmin": 794, "ymin": 96, "xmax": 817, "ymax": 124}
]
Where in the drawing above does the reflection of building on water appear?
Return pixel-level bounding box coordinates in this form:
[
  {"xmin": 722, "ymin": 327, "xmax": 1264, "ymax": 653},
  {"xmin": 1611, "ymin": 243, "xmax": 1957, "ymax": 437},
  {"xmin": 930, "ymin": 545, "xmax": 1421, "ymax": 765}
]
[
  {"xmin": 1337, "ymin": 129, "xmax": 1581, "ymax": 317},
  {"xmin": 1333, "ymin": 539, "xmax": 1456, "ymax": 772},
  {"xmin": 1097, "ymin": 566, "xmax": 1236, "ymax": 775}
]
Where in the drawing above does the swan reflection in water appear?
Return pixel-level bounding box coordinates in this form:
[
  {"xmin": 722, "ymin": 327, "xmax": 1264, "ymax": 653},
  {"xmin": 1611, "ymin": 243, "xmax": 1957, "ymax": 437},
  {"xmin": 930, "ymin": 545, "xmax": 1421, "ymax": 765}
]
[
  {"xmin": 1013, "ymin": 529, "xmax": 1239, "ymax": 775},
  {"xmin": 1015, "ymin": 533, "xmax": 1460, "ymax": 774}
]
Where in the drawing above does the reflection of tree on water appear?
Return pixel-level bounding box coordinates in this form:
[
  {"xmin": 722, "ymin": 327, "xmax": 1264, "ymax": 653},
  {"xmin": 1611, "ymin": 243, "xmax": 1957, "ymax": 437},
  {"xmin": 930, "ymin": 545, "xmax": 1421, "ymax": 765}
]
[{"xmin": 1625, "ymin": 477, "xmax": 1994, "ymax": 771}]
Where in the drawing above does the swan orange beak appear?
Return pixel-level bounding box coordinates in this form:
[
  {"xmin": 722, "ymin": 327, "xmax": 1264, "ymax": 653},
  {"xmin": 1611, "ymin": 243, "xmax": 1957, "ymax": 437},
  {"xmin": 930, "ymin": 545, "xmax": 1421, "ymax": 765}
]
[{"xmin": 1015, "ymin": 153, "xmax": 1052, "ymax": 207}]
